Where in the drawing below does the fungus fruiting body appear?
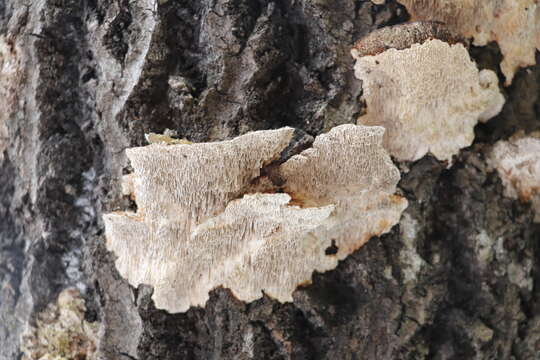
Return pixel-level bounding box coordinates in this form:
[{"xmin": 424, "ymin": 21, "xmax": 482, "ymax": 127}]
[
  {"xmin": 104, "ymin": 125, "xmax": 407, "ymax": 313},
  {"xmin": 352, "ymin": 38, "xmax": 505, "ymax": 163},
  {"xmin": 388, "ymin": 0, "xmax": 540, "ymax": 85}
]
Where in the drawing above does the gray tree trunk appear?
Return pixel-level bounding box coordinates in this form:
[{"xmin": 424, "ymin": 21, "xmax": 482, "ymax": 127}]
[{"xmin": 1, "ymin": 0, "xmax": 539, "ymax": 359}]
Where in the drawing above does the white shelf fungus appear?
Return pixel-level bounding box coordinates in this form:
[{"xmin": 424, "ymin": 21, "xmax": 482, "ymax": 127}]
[
  {"xmin": 104, "ymin": 125, "xmax": 407, "ymax": 313},
  {"xmin": 352, "ymin": 39, "xmax": 505, "ymax": 163},
  {"xmin": 389, "ymin": 0, "xmax": 540, "ymax": 85},
  {"xmin": 489, "ymin": 135, "xmax": 540, "ymax": 223}
]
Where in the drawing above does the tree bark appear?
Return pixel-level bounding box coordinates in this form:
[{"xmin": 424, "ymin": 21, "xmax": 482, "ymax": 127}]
[{"xmin": 1, "ymin": 0, "xmax": 539, "ymax": 359}]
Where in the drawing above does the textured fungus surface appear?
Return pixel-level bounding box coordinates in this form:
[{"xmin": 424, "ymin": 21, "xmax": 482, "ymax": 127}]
[
  {"xmin": 353, "ymin": 39, "xmax": 505, "ymax": 162},
  {"xmin": 489, "ymin": 134, "xmax": 540, "ymax": 222},
  {"xmin": 104, "ymin": 125, "xmax": 407, "ymax": 313},
  {"xmin": 393, "ymin": 0, "xmax": 540, "ymax": 85},
  {"xmin": 279, "ymin": 125, "xmax": 407, "ymax": 257}
]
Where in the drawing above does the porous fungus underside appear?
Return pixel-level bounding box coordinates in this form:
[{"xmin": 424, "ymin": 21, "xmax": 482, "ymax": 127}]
[
  {"xmin": 352, "ymin": 38, "xmax": 504, "ymax": 163},
  {"xmin": 104, "ymin": 125, "xmax": 407, "ymax": 313},
  {"xmin": 390, "ymin": 0, "xmax": 540, "ymax": 85}
]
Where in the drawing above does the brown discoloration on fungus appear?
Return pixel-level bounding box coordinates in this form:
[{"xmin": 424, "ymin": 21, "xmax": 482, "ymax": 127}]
[
  {"xmin": 391, "ymin": 0, "xmax": 540, "ymax": 85},
  {"xmin": 351, "ymin": 21, "xmax": 464, "ymax": 58},
  {"xmin": 104, "ymin": 125, "xmax": 407, "ymax": 313},
  {"xmin": 488, "ymin": 134, "xmax": 540, "ymax": 222},
  {"xmin": 352, "ymin": 39, "xmax": 505, "ymax": 163}
]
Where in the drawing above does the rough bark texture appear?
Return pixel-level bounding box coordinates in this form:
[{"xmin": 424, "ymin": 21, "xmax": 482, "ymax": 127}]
[{"xmin": 1, "ymin": 0, "xmax": 539, "ymax": 359}]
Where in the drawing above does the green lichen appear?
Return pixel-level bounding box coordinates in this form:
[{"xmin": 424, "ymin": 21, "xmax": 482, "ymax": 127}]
[{"xmin": 21, "ymin": 288, "xmax": 99, "ymax": 360}]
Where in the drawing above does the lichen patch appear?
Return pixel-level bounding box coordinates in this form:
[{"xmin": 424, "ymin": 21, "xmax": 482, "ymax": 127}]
[
  {"xmin": 21, "ymin": 289, "xmax": 99, "ymax": 360},
  {"xmin": 0, "ymin": 36, "xmax": 23, "ymax": 161}
]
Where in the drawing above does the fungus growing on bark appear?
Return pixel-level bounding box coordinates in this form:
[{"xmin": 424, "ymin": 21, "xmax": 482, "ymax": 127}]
[
  {"xmin": 352, "ymin": 38, "xmax": 505, "ymax": 163},
  {"xmin": 488, "ymin": 134, "xmax": 540, "ymax": 223},
  {"xmin": 388, "ymin": 0, "xmax": 540, "ymax": 85},
  {"xmin": 104, "ymin": 125, "xmax": 407, "ymax": 313},
  {"xmin": 278, "ymin": 125, "xmax": 407, "ymax": 258}
]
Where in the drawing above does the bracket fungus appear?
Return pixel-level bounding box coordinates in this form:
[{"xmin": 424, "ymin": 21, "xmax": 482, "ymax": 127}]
[
  {"xmin": 352, "ymin": 32, "xmax": 505, "ymax": 163},
  {"xmin": 488, "ymin": 134, "xmax": 540, "ymax": 223},
  {"xmin": 385, "ymin": 0, "xmax": 540, "ymax": 85},
  {"xmin": 104, "ymin": 124, "xmax": 407, "ymax": 313}
]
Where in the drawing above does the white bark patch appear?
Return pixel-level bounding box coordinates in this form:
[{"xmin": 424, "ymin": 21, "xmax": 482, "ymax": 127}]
[
  {"xmin": 488, "ymin": 135, "xmax": 540, "ymax": 223},
  {"xmin": 352, "ymin": 39, "xmax": 505, "ymax": 163},
  {"xmin": 475, "ymin": 230, "xmax": 495, "ymax": 266},
  {"xmin": 104, "ymin": 125, "xmax": 407, "ymax": 313},
  {"xmin": 399, "ymin": 213, "xmax": 425, "ymax": 283},
  {"xmin": 87, "ymin": 0, "xmax": 158, "ymax": 161}
]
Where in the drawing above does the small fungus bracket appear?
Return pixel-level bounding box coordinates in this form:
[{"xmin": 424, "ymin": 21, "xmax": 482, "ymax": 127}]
[
  {"xmin": 351, "ymin": 25, "xmax": 505, "ymax": 164},
  {"xmin": 380, "ymin": 0, "xmax": 540, "ymax": 85}
]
